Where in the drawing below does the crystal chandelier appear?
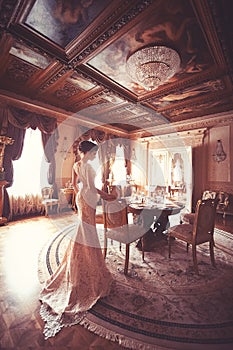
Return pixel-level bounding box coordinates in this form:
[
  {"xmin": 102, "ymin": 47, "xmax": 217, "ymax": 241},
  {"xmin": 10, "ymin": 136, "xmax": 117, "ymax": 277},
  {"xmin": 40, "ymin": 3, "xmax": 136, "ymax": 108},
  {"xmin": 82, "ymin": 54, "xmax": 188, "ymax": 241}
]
[
  {"xmin": 126, "ymin": 45, "xmax": 181, "ymax": 91},
  {"xmin": 212, "ymin": 139, "xmax": 227, "ymax": 163}
]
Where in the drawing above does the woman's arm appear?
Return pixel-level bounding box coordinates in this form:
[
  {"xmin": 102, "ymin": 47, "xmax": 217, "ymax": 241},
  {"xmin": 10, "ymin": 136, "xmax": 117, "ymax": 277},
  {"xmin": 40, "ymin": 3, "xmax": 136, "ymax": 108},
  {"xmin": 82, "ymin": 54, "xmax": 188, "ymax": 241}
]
[
  {"xmin": 71, "ymin": 165, "xmax": 79, "ymax": 195},
  {"xmin": 86, "ymin": 164, "xmax": 116, "ymax": 200}
]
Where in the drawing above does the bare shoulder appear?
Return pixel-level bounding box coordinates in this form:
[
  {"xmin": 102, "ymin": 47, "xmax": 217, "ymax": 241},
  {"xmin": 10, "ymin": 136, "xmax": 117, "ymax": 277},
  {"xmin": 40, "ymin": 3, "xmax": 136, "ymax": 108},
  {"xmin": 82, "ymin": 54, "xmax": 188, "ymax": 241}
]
[{"xmin": 86, "ymin": 162, "xmax": 96, "ymax": 177}]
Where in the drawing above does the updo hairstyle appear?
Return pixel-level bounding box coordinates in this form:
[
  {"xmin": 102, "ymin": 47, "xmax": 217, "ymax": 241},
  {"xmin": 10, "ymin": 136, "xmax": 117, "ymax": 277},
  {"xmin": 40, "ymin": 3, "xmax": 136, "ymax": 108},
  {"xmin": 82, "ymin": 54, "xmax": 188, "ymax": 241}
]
[{"xmin": 78, "ymin": 140, "xmax": 98, "ymax": 154}]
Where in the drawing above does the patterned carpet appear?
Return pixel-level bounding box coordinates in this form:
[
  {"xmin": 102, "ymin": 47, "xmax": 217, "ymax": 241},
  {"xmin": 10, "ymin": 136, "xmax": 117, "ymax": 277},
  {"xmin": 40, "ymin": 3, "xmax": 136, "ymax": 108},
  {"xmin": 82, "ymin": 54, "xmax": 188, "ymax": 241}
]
[{"xmin": 38, "ymin": 225, "xmax": 233, "ymax": 349}]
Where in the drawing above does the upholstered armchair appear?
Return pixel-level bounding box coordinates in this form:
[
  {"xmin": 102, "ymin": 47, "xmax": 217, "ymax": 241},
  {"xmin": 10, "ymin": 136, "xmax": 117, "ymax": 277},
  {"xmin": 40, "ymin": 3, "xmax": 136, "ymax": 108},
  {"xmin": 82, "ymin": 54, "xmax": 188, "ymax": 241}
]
[
  {"xmin": 168, "ymin": 198, "xmax": 217, "ymax": 274},
  {"xmin": 180, "ymin": 190, "xmax": 218, "ymax": 225},
  {"xmin": 216, "ymin": 191, "xmax": 230, "ymax": 223}
]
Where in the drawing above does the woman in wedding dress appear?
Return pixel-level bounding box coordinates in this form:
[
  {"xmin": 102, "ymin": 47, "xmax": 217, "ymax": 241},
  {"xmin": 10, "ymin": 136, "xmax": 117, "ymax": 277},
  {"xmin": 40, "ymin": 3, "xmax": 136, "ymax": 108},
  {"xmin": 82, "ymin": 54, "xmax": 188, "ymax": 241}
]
[{"xmin": 40, "ymin": 140, "xmax": 115, "ymax": 339}]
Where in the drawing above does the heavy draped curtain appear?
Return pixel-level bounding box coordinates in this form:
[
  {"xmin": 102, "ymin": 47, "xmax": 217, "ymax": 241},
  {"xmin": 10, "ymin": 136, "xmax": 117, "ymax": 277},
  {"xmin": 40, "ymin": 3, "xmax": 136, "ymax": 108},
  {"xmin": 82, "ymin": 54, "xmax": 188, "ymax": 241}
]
[
  {"xmin": 122, "ymin": 139, "xmax": 132, "ymax": 177},
  {"xmin": 0, "ymin": 106, "xmax": 58, "ymax": 219}
]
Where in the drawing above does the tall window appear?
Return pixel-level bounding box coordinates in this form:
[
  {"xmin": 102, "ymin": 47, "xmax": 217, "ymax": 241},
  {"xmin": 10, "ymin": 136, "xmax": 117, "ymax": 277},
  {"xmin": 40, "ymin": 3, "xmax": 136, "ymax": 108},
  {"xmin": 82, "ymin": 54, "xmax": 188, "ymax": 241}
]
[
  {"xmin": 111, "ymin": 145, "xmax": 126, "ymax": 185},
  {"xmin": 90, "ymin": 144, "xmax": 126, "ymax": 189},
  {"xmin": 7, "ymin": 128, "xmax": 49, "ymax": 197}
]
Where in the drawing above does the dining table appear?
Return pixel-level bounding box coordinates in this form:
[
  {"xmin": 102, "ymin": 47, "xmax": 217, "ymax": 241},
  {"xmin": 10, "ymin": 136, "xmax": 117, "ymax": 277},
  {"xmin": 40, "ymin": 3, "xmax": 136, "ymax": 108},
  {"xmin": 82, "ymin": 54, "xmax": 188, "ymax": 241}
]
[{"xmin": 127, "ymin": 199, "xmax": 184, "ymax": 251}]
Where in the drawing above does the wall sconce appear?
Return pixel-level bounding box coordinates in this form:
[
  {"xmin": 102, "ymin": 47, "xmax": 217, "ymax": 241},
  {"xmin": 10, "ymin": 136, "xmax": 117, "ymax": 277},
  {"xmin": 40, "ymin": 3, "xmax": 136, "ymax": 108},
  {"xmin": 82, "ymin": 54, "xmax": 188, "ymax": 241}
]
[{"xmin": 212, "ymin": 139, "xmax": 226, "ymax": 163}]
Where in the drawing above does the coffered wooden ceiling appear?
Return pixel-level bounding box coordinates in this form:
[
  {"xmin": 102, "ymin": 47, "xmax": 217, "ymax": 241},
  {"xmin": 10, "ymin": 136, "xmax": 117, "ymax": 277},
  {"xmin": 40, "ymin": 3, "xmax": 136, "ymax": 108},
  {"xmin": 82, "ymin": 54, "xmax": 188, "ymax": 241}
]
[{"xmin": 0, "ymin": 0, "xmax": 232, "ymax": 138}]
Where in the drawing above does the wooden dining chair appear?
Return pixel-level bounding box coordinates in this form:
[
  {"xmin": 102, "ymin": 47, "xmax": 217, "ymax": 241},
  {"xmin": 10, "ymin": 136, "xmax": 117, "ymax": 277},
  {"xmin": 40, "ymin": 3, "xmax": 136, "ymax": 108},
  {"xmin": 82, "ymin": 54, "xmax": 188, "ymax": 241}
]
[
  {"xmin": 168, "ymin": 198, "xmax": 217, "ymax": 274},
  {"xmin": 180, "ymin": 190, "xmax": 218, "ymax": 225},
  {"xmin": 102, "ymin": 198, "xmax": 146, "ymax": 275},
  {"xmin": 41, "ymin": 187, "xmax": 60, "ymax": 217}
]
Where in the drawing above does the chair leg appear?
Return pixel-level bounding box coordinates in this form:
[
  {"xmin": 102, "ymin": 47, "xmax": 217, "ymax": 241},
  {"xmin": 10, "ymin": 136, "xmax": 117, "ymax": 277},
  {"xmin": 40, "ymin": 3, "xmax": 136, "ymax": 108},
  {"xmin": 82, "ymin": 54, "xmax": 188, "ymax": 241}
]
[
  {"xmin": 45, "ymin": 205, "xmax": 48, "ymax": 217},
  {"xmin": 103, "ymin": 234, "xmax": 107, "ymax": 259},
  {"xmin": 141, "ymin": 237, "xmax": 145, "ymax": 261},
  {"xmin": 192, "ymin": 245, "xmax": 199, "ymax": 274},
  {"xmin": 168, "ymin": 235, "xmax": 172, "ymax": 258},
  {"xmin": 53, "ymin": 204, "xmax": 57, "ymax": 214},
  {"xmin": 186, "ymin": 243, "xmax": 189, "ymax": 252},
  {"xmin": 223, "ymin": 212, "xmax": 226, "ymax": 225},
  {"xmin": 209, "ymin": 241, "xmax": 216, "ymax": 267},
  {"xmin": 124, "ymin": 243, "xmax": 130, "ymax": 275}
]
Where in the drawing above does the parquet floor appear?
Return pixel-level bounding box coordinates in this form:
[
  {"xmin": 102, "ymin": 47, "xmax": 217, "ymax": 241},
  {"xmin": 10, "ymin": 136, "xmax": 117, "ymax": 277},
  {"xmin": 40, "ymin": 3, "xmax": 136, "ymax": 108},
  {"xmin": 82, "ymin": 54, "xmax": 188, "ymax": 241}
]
[
  {"xmin": 0, "ymin": 212, "xmax": 123, "ymax": 350},
  {"xmin": 0, "ymin": 212, "xmax": 232, "ymax": 349}
]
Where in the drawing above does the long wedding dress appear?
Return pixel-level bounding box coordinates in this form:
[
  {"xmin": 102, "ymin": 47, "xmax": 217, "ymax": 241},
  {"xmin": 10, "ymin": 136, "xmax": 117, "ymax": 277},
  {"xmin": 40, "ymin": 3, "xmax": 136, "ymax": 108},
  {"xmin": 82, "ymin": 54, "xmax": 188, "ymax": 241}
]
[{"xmin": 39, "ymin": 161, "xmax": 113, "ymax": 339}]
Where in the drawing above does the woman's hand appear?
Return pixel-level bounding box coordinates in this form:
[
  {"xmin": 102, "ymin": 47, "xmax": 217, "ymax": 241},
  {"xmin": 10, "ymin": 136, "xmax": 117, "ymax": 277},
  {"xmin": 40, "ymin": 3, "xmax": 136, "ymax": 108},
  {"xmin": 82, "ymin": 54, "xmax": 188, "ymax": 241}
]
[
  {"xmin": 105, "ymin": 193, "xmax": 117, "ymax": 201},
  {"xmin": 97, "ymin": 189, "xmax": 117, "ymax": 201}
]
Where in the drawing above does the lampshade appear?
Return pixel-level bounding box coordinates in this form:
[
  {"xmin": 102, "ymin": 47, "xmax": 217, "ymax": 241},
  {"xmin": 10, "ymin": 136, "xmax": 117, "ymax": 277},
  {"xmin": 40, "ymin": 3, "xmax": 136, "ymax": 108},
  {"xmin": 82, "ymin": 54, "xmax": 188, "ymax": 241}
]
[{"xmin": 126, "ymin": 45, "xmax": 181, "ymax": 91}]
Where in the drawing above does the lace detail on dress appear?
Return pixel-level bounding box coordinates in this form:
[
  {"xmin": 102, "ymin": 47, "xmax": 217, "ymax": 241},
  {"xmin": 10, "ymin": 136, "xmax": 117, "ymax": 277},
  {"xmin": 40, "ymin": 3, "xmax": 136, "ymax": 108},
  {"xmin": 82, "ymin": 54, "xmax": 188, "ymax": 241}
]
[
  {"xmin": 40, "ymin": 303, "xmax": 87, "ymax": 339},
  {"xmin": 40, "ymin": 303, "xmax": 63, "ymax": 339}
]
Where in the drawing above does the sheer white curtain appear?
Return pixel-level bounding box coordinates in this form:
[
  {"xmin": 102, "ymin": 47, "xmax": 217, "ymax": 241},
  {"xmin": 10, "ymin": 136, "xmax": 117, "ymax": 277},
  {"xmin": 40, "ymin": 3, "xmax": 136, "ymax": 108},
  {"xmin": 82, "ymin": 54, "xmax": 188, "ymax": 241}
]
[
  {"xmin": 7, "ymin": 128, "xmax": 49, "ymax": 197},
  {"xmin": 90, "ymin": 147, "xmax": 102, "ymax": 190}
]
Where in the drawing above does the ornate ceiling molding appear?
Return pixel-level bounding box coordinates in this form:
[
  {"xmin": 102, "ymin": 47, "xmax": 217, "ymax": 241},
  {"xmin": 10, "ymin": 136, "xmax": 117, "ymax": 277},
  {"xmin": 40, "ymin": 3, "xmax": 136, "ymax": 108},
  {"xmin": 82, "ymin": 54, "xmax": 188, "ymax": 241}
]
[
  {"xmin": 0, "ymin": 89, "xmax": 129, "ymax": 137},
  {"xmin": 0, "ymin": 0, "xmax": 232, "ymax": 137},
  {"xmin": 0, "ymin": 0, "xmax": 18, "ymax": 28},
  {"xmin": 7, "ymin": 57, "xmax": 38, "ymax": 82},
  {"xmin": 131, "ymin": 110, "xmax": 233, "ymax": 139},
  {"xmin": 70, "ymin": 0, "xmax": 153, "ymax": 65},
  {"xmin": 38, "ymin": 65, "xmax": 71, "ymax": 92},
  {"xmin": 143, "ymin": 128, "xmax": 207, "ymax": 149}
]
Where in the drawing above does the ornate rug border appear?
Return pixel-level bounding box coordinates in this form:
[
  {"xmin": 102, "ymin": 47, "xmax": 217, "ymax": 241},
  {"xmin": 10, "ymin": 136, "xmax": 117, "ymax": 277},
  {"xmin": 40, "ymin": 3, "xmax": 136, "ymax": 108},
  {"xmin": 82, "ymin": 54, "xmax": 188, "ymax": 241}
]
[{"xmin": 38, "ymin": 224, "xmax": 233, "ymax": 349}]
